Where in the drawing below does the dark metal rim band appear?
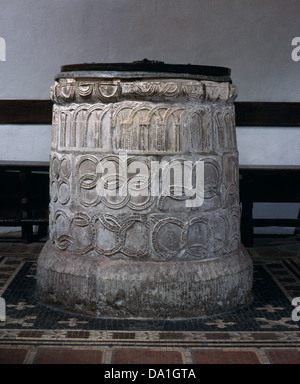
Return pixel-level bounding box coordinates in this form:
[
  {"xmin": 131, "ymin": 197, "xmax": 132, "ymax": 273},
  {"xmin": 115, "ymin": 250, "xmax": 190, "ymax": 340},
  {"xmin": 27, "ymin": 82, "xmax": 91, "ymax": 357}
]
[{"xmin": 57, "ymin": 61, "xmax": 232, "ymax": 83}]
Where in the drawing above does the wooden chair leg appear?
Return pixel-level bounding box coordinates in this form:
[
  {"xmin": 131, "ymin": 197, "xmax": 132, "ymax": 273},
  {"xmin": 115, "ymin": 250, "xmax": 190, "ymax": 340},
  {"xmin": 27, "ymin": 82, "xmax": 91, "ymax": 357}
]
[
  {"xmin": 21, "ymin": 223, "xmax": 33, "ymax": 244},
  {"xmin": 241, "ymin": 201, "xmax": 254, "ymax": 247}
]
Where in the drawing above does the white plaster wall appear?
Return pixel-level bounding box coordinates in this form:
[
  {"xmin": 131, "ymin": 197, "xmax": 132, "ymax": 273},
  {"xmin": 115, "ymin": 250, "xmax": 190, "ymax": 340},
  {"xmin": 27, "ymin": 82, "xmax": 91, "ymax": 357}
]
[
  {"xmin": 0, "ymin": 0, "xmax": 299, "ymax": 234},
  {"xmin": 0, "ymin": 125, "xmax": 51, "ymax": 162},
  {"xmin": 237, "ymin": 127, "xmax": 300, "ymax": 165},
  {"xmin": 0, "ymin": 0, "xmax": 300, "ymax": 101}
]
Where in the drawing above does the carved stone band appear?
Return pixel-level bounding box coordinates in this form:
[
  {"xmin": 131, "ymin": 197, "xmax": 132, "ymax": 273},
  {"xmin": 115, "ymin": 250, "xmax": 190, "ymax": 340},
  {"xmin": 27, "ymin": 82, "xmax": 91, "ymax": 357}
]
[
  {"xmin": 50, "ymin": 79, "xmax": 238, "ymax": 104},
  {"xmin": 51, "ymin": 103, "xmax": 237, "ymax": 154}
]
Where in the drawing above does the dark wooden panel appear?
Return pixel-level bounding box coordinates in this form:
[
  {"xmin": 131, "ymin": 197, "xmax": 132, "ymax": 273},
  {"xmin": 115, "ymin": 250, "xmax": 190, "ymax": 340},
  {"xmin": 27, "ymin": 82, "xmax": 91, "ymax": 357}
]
[
  {"xmin": 0, "ymin": 100, "xmax": 300, "ymax": 127},
  {"xmin": 240, "ymin": 165, "xmax": 300, "ymax": 246},
  {"xmin": 0, "ymin": 160, "xmax": 50, "ymax": 170},
  {"xmin": 0, "ymin": 162, "xmax": 49, "ymax": 243},
  {"xmin": 239, "ymin": 166, "xmax": 300, "ymax": 202},
  {"xmin": 252, "ymin": 219, "xmax": 300, "ymax": 227},
  {"xmin": 0, "ymin": 100, "xmax": 53, "ymax": 124},
  {"xmin": 235, "ymin": 102, "xmax": 300, "ymax": 127}
]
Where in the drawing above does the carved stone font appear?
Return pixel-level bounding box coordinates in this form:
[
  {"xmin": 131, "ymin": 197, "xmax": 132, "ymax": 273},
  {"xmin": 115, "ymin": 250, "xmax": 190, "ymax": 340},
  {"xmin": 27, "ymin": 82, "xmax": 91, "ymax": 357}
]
[{"xmin": 37, "ymin": 64, "xmax": 252, "ymax": 318}]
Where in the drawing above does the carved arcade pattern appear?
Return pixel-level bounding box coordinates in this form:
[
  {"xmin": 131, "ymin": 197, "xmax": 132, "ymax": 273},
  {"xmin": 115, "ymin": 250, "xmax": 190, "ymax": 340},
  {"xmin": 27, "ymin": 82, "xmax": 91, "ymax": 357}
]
[
  {"xmin": 52, "ymin": 103, "xmax": 187, "ymax": 153},
  {"xmin": 52, "ymin": 102, "xmax": 237, "ymax": 154},
  {"xmin": 51, "ymin": 104, "xmax": 111, "ymax": 151},
  {"xmin": 112, "ymin": 104, "xmax": 185, "ymax": 152},
  {"xmin": 213, "ymin": 106, "xmax": 237, "ymax": 150},
  {"xmin": 223, "ymin": 155, "xmax": 240, "ymax": 208}
]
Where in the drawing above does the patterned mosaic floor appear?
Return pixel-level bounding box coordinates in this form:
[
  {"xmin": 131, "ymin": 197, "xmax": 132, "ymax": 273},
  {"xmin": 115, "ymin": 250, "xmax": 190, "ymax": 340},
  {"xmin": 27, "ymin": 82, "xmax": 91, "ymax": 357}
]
[{"xmin": 0, "ymin": 237, "xmax": 300, "ymax": 364}]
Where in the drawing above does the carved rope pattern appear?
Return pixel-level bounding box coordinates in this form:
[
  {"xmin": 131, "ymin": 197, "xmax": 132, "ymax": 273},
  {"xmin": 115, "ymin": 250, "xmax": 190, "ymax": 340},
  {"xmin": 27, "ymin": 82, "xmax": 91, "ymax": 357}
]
[{"xmin": 49, "ymin": 208, "xmax": 241, "ymax": 261}]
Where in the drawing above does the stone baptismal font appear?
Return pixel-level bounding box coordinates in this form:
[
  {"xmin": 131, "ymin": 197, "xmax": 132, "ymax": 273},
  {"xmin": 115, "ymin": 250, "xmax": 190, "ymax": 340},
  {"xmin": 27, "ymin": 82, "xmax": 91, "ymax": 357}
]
[{"xmin": 37, "ymin": 60, "xmax": 253, "ymax": 318}]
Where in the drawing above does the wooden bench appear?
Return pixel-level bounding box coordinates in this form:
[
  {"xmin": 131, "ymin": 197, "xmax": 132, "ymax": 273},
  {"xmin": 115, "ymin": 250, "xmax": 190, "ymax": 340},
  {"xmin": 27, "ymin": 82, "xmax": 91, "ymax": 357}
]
[
  {"xmin": 0, "ymin": 160, "xmax": 49, "ymax": 243},
  {"xmin": 239, "ymin": 165, "xmax": 300, "ymax": 247}
]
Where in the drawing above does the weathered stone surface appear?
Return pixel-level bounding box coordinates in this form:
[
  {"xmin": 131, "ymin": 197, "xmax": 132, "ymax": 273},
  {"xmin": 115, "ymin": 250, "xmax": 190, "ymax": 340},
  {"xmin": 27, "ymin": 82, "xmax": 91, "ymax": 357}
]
[
  {"xmin": 37, "ymin": 241, "xmax": 252, "ymax": 318},
  {"xmin": 37, "ymin": 67, "xmax": 253, "ymax": 318}
]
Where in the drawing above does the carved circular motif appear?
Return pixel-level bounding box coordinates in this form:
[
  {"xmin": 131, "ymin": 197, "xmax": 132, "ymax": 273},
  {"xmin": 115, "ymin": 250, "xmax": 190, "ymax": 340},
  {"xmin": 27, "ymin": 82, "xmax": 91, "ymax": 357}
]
[
  {"xmin": 50, "ymin": 154, "xmax": 71, "ymax": 205},
  {"xmin": 152, "ymin": 217, "xmax": 187, "ymax": 259}
]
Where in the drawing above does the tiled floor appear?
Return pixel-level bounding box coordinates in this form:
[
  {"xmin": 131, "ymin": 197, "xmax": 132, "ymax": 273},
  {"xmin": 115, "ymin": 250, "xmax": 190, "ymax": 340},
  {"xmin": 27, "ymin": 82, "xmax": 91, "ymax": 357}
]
[{"xmin": 0, "ymin": 235, "xmax": 300, "ymax": 365}]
